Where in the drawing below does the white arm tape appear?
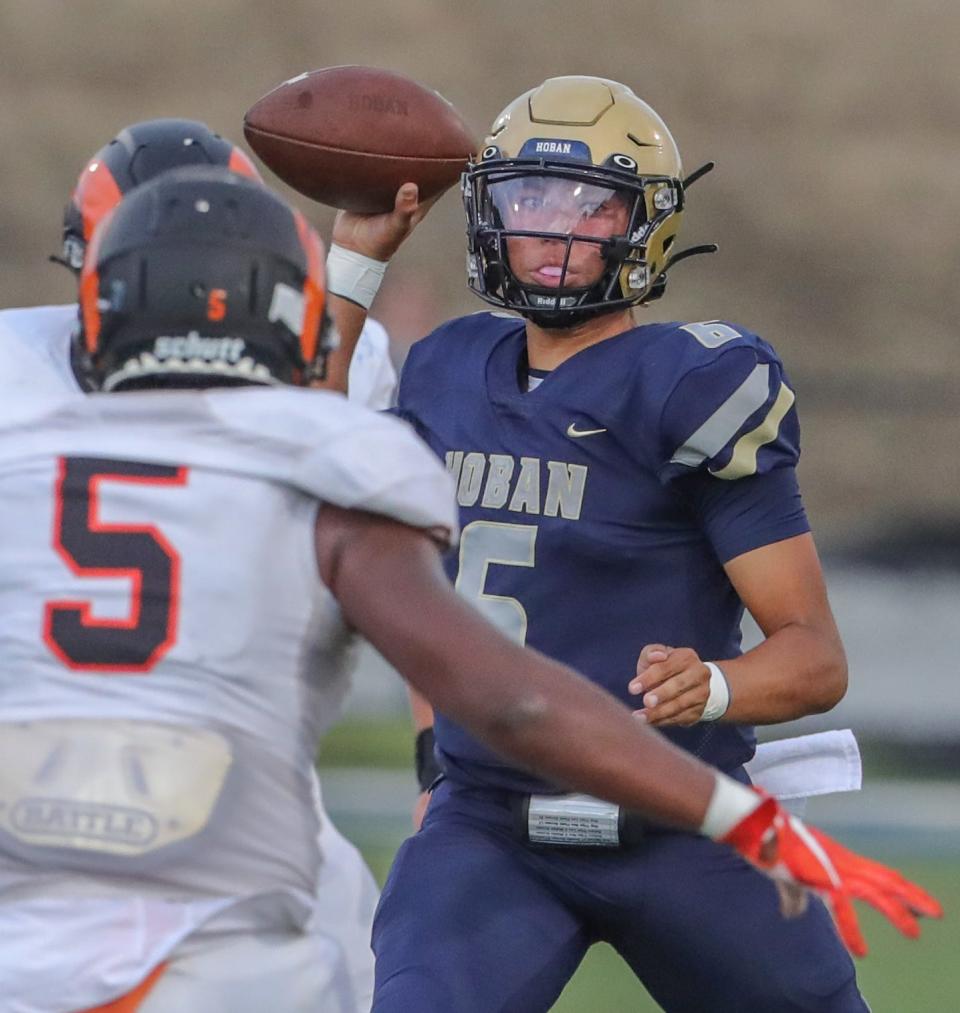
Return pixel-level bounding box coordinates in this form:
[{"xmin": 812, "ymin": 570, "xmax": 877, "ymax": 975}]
[
  {"xmin": 326, "ymin": 243, "xmax": 388, "ymax": 310},
  {"xmin": 700, "ymin": 772, "xmax": 762, "ymax": 840},
  {"xmin": 700, "ymin": 661, "xmax": 731, "ymax": 722}
]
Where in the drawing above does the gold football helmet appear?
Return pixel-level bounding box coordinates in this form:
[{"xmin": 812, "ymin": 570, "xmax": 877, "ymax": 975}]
[{"xmin": 463, "ymin": 76, "xmax": 714, "ymax": 326}]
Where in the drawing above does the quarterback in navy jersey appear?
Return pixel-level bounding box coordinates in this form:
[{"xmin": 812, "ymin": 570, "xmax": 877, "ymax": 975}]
[
  {"xmin": 325, "ymin": 76, "xmax": 932, "ymax": 1012},
  {"xmin": 399, "ymin": 311, "xmax": 809, "ymax": 792}
]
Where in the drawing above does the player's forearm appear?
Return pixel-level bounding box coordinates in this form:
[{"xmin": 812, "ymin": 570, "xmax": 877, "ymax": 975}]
[
  {"xmin": 319, "ymin": 508, "xmax": 717, "ymax": 830},
  {"xmin": 408, "ymin": 685, "xmax": 439, "ymax": 798},
  {"xmin": 721, "ymin": 534, "xmax": 848, "ymax": 724},
  {"xmin": 407, "ymin": 686, "xmax": 435, "ymax": 733},
  {"xmin": 314, "ymin": 294, "xmax": 367, "ymax": 394},
  {"xmin": 720, "ymin": 621, "xmax": 847, "ymax": 724},
  {"xmin": 392, "ymin": 602, "xmax": 719, "ymax": 829},
  {"xmin": 468, "ymin": 641, "xmax": 719, "ymax": 829},
  {"xmin": 319, "ymin": 184, "xmax": 431, "ymax": 396}
]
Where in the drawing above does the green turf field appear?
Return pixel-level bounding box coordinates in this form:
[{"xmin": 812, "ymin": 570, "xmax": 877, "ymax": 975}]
[{"xmin": 322, "ymin": 719, "xmax": 958, "ymax": 1012}]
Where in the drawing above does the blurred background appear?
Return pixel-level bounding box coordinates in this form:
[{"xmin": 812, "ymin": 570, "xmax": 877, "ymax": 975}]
[{"xmin": 2, "ymin": 2, "xmax": 957, "ymax": 1008}]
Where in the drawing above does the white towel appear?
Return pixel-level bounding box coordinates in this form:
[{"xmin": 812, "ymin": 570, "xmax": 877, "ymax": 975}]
[{"xmin": 745, "ymin": 729, "xmax": 862, "ymax": 815}]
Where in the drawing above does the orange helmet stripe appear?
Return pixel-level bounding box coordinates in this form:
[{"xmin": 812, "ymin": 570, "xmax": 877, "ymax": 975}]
[
  {"xmin": 72, "ymin": 161, "xmax": 125, "ymax": 243},
  {"xmin": 292, "ymin": 210, "xmax": 327, "ymax": 367},
  {"xmin": 228, "ymin": 147, "xmax": 263, "ymax": 182},
  {"xmin": 78, "ymin": 209, "xmax": 116, "ymax": 354}
]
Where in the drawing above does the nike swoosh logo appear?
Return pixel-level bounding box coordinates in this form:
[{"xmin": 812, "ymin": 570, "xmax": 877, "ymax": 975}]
[{"xmin": 566, "ymin": 423, "xmax": 608, "ymax": 439}]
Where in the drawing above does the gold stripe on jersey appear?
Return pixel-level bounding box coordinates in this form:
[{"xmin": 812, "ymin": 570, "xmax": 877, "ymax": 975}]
[
  {"xmin": 669, "ymin": 364, "xmax": 771, "ymax": 469},
  {"xmin": 711, "ymin": 382, "xmax": 796, "ymax": 480}
]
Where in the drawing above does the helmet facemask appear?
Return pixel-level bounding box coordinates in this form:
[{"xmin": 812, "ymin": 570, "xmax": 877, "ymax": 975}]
[{"xmin": 465, "ymin": 155, "xmax": 683, "ymax": 327}]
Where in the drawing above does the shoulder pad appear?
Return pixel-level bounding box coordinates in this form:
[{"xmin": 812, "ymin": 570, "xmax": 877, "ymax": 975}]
[
  {"xmin": 0, "ymin": 304, "xmax": 82, "ymax": 396},
  {"xmin": 676, "ymin": 320, "xmax": 756, "ymax": 350},
  {"xmin": 204, "ymin": 388, "xmax": 457, "ymax": 538},
  {"xmin": 399, "ymin": 312, "xmax": 521, "ymax": 398},
  {"xmin": 0, "ymin": 304, "xmax": 78, "ymax": 342},
  {"xmin": 668, "ymin": 319, "xmax": 776, "ymax": 369},
  {"xmin": 656, "ymin": 324, "xmax": 799, "ymax": 482},
  {"xmin": 417, "ymin": 311, "xmax": 520, "ymax": 349}
]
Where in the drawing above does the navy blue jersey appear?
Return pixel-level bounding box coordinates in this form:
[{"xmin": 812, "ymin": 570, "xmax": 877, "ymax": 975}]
[{"xmin": 397, "ymin": 312, "xmax": 809, "ymax": 792}]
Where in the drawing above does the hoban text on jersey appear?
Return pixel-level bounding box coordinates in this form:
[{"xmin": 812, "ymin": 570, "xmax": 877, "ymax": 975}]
[{"xmin": 445, "ymin": 451, "xmax": 587, "ymax": 520}]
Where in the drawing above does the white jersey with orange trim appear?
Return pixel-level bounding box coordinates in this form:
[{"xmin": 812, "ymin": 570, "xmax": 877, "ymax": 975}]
[
  {"xmin": 0, "ymin": 303, "xmax": 398, "ymax": 408},
  {"xmin": 0, "ymin": 303, "xmax": 397, "ymax": 1008},
  {"xmin": 0, "ymin": 387, "xmax": 454, "ymax": 1012}
]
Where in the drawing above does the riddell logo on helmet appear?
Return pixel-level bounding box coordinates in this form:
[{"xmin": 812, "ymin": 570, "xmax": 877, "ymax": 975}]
[{"xmin": 153, "ymin": 333, "xmax": 246, "ymax": 363}]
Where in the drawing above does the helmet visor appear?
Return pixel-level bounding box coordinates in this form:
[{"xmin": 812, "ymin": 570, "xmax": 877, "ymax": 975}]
[{"xmin": 487, "ymin": 175, "xmax": 631, "ymax": 239}]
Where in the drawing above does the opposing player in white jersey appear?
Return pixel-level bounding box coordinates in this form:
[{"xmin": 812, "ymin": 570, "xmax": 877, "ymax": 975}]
[
  {"xmin": 0, "ymin": 117, "xmax": 398, "ymax": 409},
  {"xmin": 0, "ymin": 118, "xmax": 394, "ymax": 1010}
]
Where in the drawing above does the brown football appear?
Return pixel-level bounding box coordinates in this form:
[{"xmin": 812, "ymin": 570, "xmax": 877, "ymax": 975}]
[{"xmin": 243, "ymin": 66, "xmax": 478, "ymax": 213}]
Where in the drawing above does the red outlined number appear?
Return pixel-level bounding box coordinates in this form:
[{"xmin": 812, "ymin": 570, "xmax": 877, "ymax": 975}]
[{"xmin": 43, "ymin": 457, "xmax": 188, "ymax": 673}]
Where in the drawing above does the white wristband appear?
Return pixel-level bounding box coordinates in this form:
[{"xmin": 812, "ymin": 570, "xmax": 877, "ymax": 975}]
[
  {"xmin": 700, "ymin": 662, "xmax": 731, "ymax": 722},
  {"xmin": 326, "ymin": 243, "xmax": 388, "ymax": 310},
  {"xmin": 700, "ymin": 772, "xmax": 763, "ymax": 840}
]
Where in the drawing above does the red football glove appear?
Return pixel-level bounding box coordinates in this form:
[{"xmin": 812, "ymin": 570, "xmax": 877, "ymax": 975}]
[{"xmin": 723, "ymin": 795, "xmax": 943, "ymax": 957}]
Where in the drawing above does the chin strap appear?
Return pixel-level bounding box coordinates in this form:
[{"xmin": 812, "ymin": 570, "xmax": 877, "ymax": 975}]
[{"xmin": 520, "ymin": 298, "xmax": 625, "ymax": 330}]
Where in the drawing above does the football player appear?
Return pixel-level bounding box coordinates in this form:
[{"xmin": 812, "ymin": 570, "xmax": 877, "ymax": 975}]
[
  {"xmin": 322, "ymin": 77, "xmax": 942, "ymax": 1011},
  {"xmin": 0, "ymin": 116, "xmax": 399, "ymax": 408},
  {"xmin": 0, "ymin": 165, "xmax": 940, "ymax": 1012},
  {"xmin": 0, "ymin": 116, "xmax": 397, "ymax": 1010}
]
